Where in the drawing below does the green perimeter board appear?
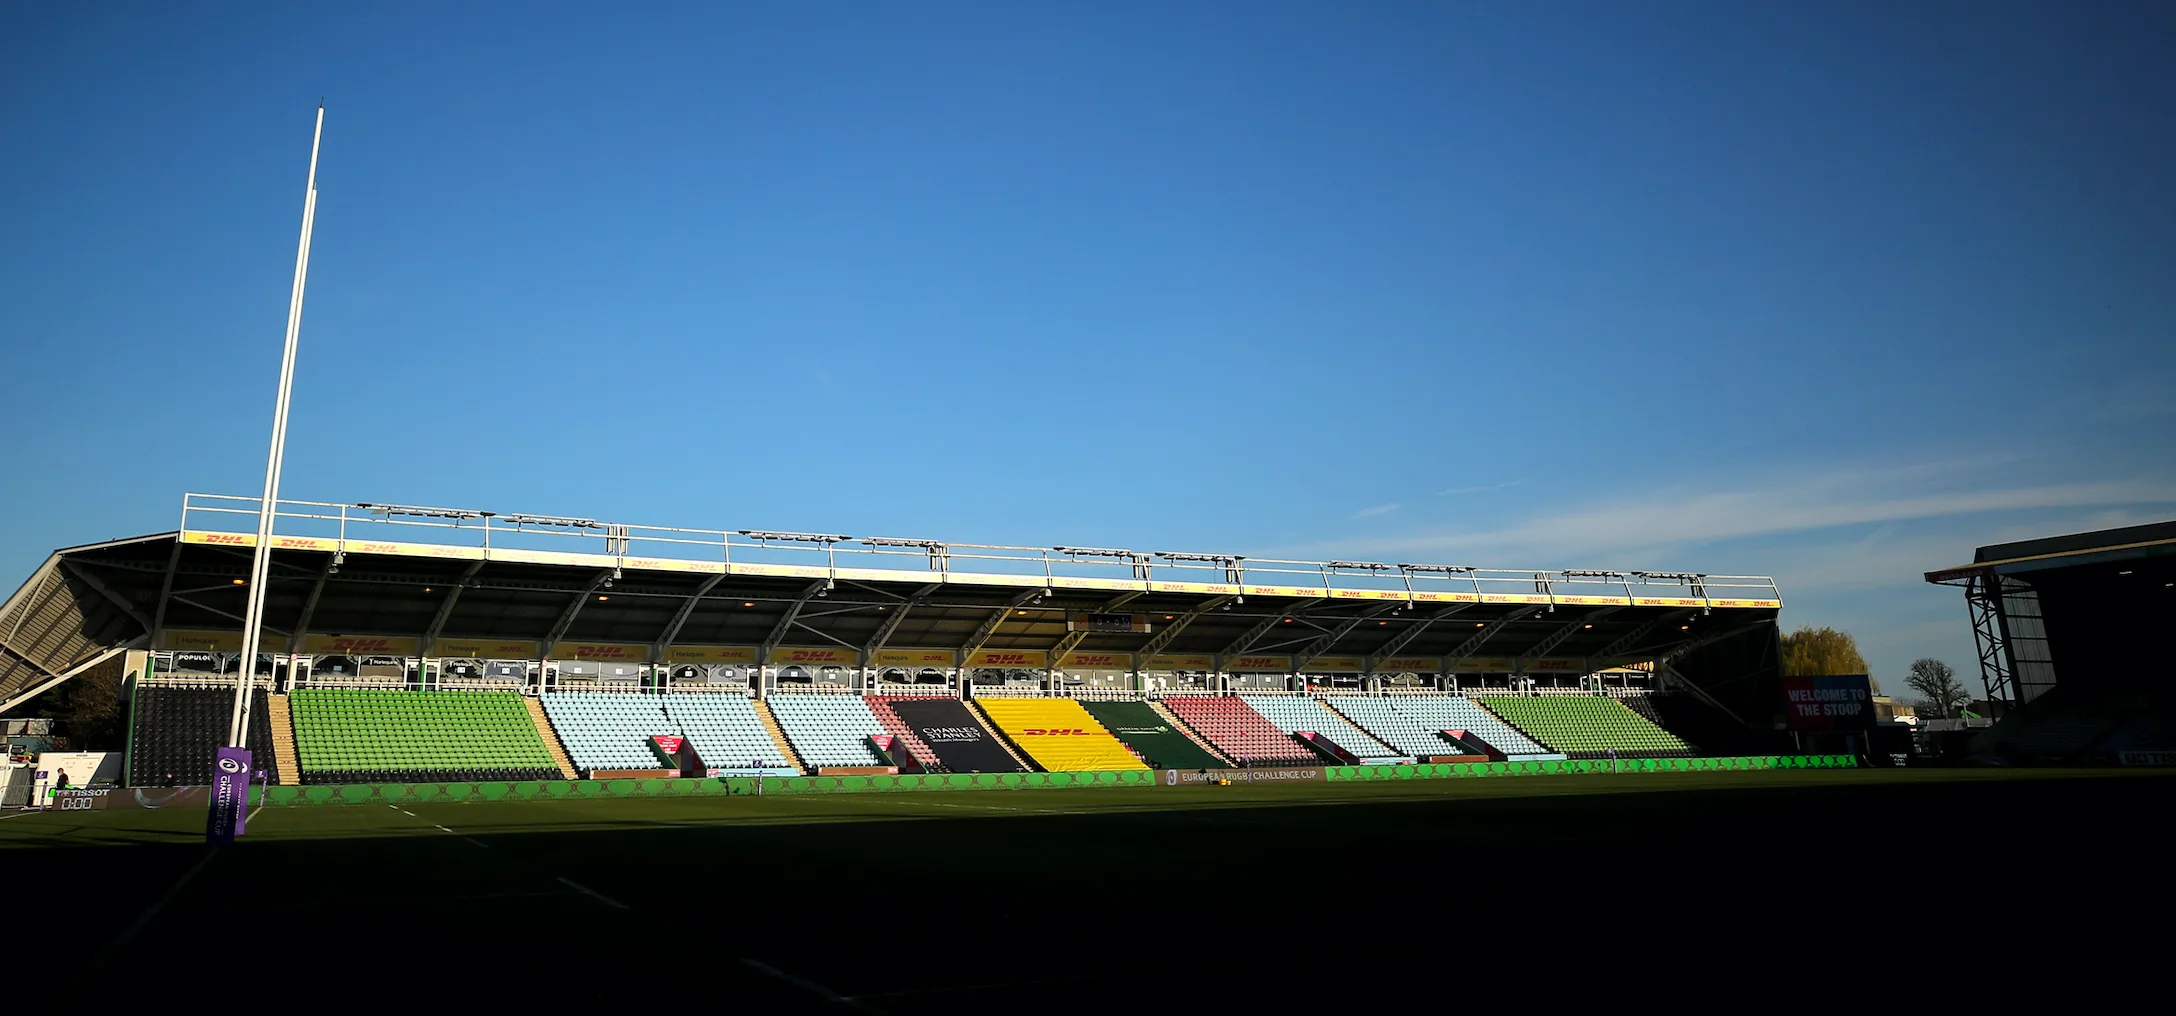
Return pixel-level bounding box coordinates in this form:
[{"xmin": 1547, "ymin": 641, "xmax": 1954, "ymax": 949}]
[
  {"xmin": 257, "ymin": 755, "xmax": 1856, "ymax": 805},
  {"xmin": 1079, "ymin": 700, "xmax": 1232, "ymax": 770}
]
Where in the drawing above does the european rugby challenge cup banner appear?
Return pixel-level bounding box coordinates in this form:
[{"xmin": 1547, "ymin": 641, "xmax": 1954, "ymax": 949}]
[{"xmin": 204, "ymin": 747, "xmax": 253, "ymax": 844}]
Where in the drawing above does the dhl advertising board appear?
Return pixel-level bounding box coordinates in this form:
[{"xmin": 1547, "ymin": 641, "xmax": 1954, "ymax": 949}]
[
  {"xmin": 1448, "ymin": 657, "xmax": 1516, "ymax": 672},
  {"xmin": 963, "ymin": 649, "xmax": 1048, "ymax": 669},
  {"xmin": 1373, "ymin": 656, "xmax": 1443, "ymax": 673},
  {"xmin": 666, "ymin": 645, "xmax": 759, "ymax": 665},
  {"xmin": 1144, "ymin": 653, "xmax": 1215, "ymax": 671},
  {"xmin": 1054, "ymin": 651, "xmax": 1132, "ymax": 671},
  {"xmin": 160, "ymin": 628, "xmax": 245, "ymax": 652},
  {"xmin": 435, "ymin": 638, "xmax": 543, "ymax": 660},
  {"xmin": 1522, "ymin": 658, "xmax": 1587, "ymax": 673},
  {"xmin": 870, "ymin": 648, "xmax": 957, "ymax": 668},
  {"xmin": 550, "ymin": 641, "xmax": 653, "ymax": 663},
  {"xmin": 1226, "ymin": 655, "xmax": 1293, "ymax": 672},
  {"xmin": 299, "ymin": 634, "xmax": 420, "ymax": 656},
  {"xmin": 1303, "ymin": 656, "xmax": 1366, "ymax": 672},
  {"xmin": 770, "ymin": 646, "xmax": 862, "ymax": 666}
]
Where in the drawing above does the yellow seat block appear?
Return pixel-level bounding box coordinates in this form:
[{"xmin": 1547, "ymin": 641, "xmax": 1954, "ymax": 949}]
[{"xmin": 977, "ymin": 698, "xmax": 1149, "ymax": 771}]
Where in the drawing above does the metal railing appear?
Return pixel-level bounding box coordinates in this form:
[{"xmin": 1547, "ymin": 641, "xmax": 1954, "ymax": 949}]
[{"xmin": 179, "ymin": 493, "xmax": 1781, "ymax": 603}]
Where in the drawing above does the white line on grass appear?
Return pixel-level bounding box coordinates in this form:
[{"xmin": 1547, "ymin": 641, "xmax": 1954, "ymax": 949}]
[
  {"xmin": 739, "ymin": 957, "xmax": 877, "ymax": 1011},
  {"xmin": 97, "ymin": 846, "xmax": 219, "ymax": 963},
  {"xmin": 0, "ymin": 810, "xmax": 40, "ymax": 821},
  {"xmin": 556, "ymin": 877, "xmax": 628, "ymax": 910}
]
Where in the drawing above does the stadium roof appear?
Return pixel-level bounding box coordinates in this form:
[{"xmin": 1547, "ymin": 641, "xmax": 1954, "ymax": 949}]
[
  {"xmin": 0, "ymin": 493, "xmax": 1784, "ymax": 710},
  {"xmin": 1924, "ymin": 519, "xmax": 2176, "ymax": 585}
]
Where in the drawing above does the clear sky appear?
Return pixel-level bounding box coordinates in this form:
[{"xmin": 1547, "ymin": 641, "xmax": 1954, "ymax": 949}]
[{"xmin": 4, "ymin": 3, "xmax": 2172, "ymax": 695}]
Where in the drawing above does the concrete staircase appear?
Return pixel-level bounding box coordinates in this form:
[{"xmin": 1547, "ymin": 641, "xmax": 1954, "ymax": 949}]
[
  {"xmin": 265, "ymin": 693, "xmax": 303, "ymax": 786},
  {"xmin": 522, "ymin": 697, "xmax": 580, "ymax": 779},
  {"xmin": 1148, "ymin": 699, "xmax": 1238, "ymax": 767},
  {"xmin": 962, "ymin": 698, "xmax": 1040, "ymax": 772},
  {"xmin": 749, "ymin": 698, "xmax": 806, "ymax": 774}
]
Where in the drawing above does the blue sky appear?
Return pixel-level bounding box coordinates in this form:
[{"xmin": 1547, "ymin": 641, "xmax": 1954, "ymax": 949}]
[{"xmin": 4, "ymin": 3, "xmax": 2172, "ymax": 694}]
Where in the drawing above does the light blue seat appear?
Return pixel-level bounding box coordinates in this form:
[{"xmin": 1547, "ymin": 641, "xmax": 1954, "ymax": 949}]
[
  {"xmin": 658, "ymin": 694, "xmax": 799, "ymax": 776},
  {"xmin": 767, "ymin": 694, "xmax": 887, "ymax": 769},
  {"xmin": 1385, "ymin": 695, "xmax": 1565, "ymax": 761},
  {"xmin": 1237, "ymin": 694, "xmax": 1410, "ymax": 764},
  {"xmin": 540, "ymin": 692, "xmax": 674, "ymax": 772}
]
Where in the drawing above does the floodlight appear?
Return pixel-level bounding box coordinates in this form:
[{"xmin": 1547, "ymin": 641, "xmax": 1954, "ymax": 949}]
[
  {"xmin": 356, "ymin": 502, "xmax": 490, "ymax": 521},
  {"xmin": 1398, "ymin": 564, "xmax": 1474, "ymax": 574},
  {"xmin": 1155, "ymin": 551, "xmax": 1245, "ymax": 563},
  {"xmin": 1054, "ymin": 546, "xmax": 1138, "ymax": 560},
  {"xmin": 501, "ymin": 513, "xmax": 603, "ymax": 529},
  {"xmin": 739, "ymin": 530, "xmax": 852, "ymax": 545},
  {"xmin": 862, "ymin": 537, "xmax": 946, "ymax": 549}
]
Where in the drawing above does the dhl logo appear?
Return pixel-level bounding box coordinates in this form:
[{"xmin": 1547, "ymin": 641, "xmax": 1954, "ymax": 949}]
[
  {"xmin": 1020, "ymin": 728, "xmax": 1094, "ymax": 736},
  {"xmin": 783, "ymin": 650, "xmax": 851, "ymax": 662},
  {"xmin": 1065, "ymin": 655, "xmax": 1127, "ymax": 666},
  {"xmin": 976, "ymin": 654, "xmax": 1036, "ymax": 665},
  {"xmin": 322, "ymin": 638, "xmax": 398, "ymax": 652},
  {"xmin": 202, "ymin": 534, "xmax": 251, "ymax": 545},
  {"xmin": 572, "ymin": 646, "xmax": 640, "ymax": 660}
]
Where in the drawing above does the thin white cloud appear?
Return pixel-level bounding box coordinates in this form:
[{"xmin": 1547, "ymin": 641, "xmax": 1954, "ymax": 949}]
[
  {"xmin": 1326, "ymin": 473, "xmax": 2176, "ymax": 563},
  {"xmin": 1352, "ymin": 503, "xmax": 1401, "ymax": 519},
  {"xmin": 1437, "ymin": 479, "xmax": 1525, "ymax": 496}
]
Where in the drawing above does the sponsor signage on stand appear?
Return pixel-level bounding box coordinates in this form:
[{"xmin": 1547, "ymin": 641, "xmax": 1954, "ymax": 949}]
[
  {"xmin": 1780, "ymin": 675, "xmax": 1875, "ymax": 731},
  {"xmin": 204, "ymin": 747, "xmax": 252, "ymax": 845}
]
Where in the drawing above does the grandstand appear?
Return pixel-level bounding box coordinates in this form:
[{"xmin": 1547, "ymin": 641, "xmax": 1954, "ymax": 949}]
[
  {"xmin": 1926, "ymin": 519, "xmax": 2176, "ymax": 763},
  {"xmin": 0, "ymin": 493, "xmax": 1791, "ymax": 786}
]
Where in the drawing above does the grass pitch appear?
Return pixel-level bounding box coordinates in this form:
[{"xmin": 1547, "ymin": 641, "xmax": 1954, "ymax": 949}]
[{"xmin": 14, "ymin": 767, "xmax": 2165, "ymax": 1007}]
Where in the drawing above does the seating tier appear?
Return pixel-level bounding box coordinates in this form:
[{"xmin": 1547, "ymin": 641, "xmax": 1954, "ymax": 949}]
[
  {"xmin": 1475, "ymin": 696, "xmax": 1693, "ymax": 758},
  {"xmin": 1381, "ymin": 696, "xmax": 1558, "ymax": 758},
  {"xmin": 290, "ymin": 689, "xmax": 557, "ymax": 784},
  {"xmin": 766, "ymin": 695, "xmax": 888, "ymax": 769},
  {"xmin": 128, "ymin": 686, "xmax": 280, "ymax": 787},
  {"xmin": 1238, "ymin": 695, "xmax": 1409, "ymax": 764},
  {"xmin": 656, "ymin": 695, "xmax": 800, "ymax": 775},
  {"xmin": 1158, "ymin": 696, "xmax": 1314, "ymax": 766},
  {"xmin": 1326, "ymin": 697, "xmax": 1482, "ymax": 760},
  {"xmin": 539, "ymin": 692, "xmax": 672, "ymax": 772},
  {"xmin": 1080, "ymin": 700, "xmax": 1230, "ymax": 770},
  {"xmin": 975, "ymin": 698, "xmax": 1149, "ymax": 771}
]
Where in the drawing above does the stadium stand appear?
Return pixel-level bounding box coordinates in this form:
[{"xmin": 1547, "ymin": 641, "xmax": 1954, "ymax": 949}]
[
  {"xmin": 1325, "ymin": 696, "xmax": 1482, "ymax": 761},
  {"xmin": 1080, "ymin": 700, "xmax": 1230, "ymax": 769},
  {"xmin": 1239, "ymin": 694, "xmax": 1409, "ymax": 764},
  {"xmin": 1159, "ymin": 695, "xmax": 1316, "ymax": 767},
  {"xmin": 540, "ymin": 692, "xmax": 673, "ymax": 772},
  {"xmin": 886, "ymin": 698, "xmax": 1029, "ymax": 773},
  {"xmin": 866, "ymin": 696, "xmax": 946, "ymax": 771},
  {"xmin": 766, "ymin": 694, "xmax": 889, "ymax": 770},
  {"xmin": 289, "ymin": 688, "xmax": 558, "ymax": 784},
  {"xmin": 656, "ymin": 694, "xmax": 800, "ymax": 775},
  {"xmin": 975, "ymin": 697, "xmax": 1148, "ymax": 771},
  {"xmin": 1379, "ymin": 695, "xmax": 1562, "ymax": 760},
  {"xmin": 1477, "ymin": 695, "xmax": 1693, "ymax": 758},
  {"xmin": 128, "ymin": 685, "xmax": 280, "ymax": 787}
]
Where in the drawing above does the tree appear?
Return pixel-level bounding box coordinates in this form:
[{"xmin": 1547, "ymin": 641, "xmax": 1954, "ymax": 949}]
[
  {"xmin": 1780, "ymin": 626, "xmax": 1874, "ymax": 691},
  {"xmin": 1905, "ymin": 657, "xmax": 1972, "ymax": 719}
]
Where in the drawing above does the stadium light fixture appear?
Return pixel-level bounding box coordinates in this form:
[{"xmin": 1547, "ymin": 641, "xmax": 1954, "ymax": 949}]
[
  {"xmin": 742, "ymin": 601, "xmax": 755, "ymax": 607},
  {"xmin": 231, "ymin": 579, "xmax": 246, "ymax": 586},
  {"xmin": 1054, "ymin": 546, "xmax": 1139, "ymax": 561},
  {"xmin": 501, "ymin": 513, "xmax": 602, "ymax": 529},
  {"xmin": 1631, "ymin": 571, "xmax": 1705, "ymax": 582},
  {"xmin": 862, "ymin": 537, "xmax": 946, "ymax": 550},
  {"xmin": 1155, "ymin": 552, "xmax": 1246, "ymax": 563},
  {"xmin": 739, "ymin": 530, "xmax": 851, "ymax": 545},
  {"xmin": 1562, "ymin": 570, "xmax": 1623, "ymax": 581},
  {"xmin": 1399, "ymin": 564, "xmax": 1474, "ymax": 574},
  {"xmin": 356, "ymin": 502, "xmax": 492, "ymax": 522},
  {"xmin": 1327, "ymin": 561, "xmax": 1392, "ymax": 572}
]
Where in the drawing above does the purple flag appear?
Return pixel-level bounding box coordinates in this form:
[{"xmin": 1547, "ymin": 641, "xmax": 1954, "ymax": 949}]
[{"xmin": 205, "ymin": 747, "xmax": 252, "ymax": 845}]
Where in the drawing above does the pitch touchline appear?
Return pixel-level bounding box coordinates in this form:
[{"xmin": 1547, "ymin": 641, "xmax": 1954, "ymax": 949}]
[{"xmin": 556, "ymin": 877, "xmax": 629, "ymax": 910}]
